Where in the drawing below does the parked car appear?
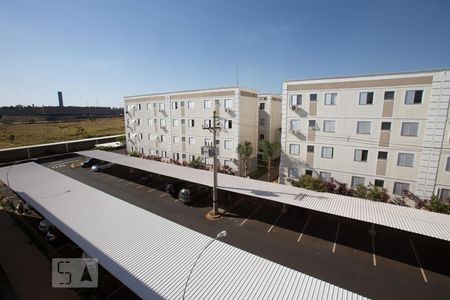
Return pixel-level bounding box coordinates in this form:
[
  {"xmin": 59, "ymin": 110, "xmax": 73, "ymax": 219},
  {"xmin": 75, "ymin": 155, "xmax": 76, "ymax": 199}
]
[
  {"xmin": 38, "ymin": 219, "xmax": 52, "ymax": 233},
  {"xmin": 46, "ymin": 226, "xmax": 64, "ymax": 242},
  {"xmin": 165, "ymin": 180, "xmax": 187, "ymax": 197},
  {"xmin": 81, "ymin": 158, "xmax": 100, "ymax": 168},
  {"xmin": 179, "ymin": 184, "xmax": 211, "ymax": 204},
  {"xmin": 91, "ymin": 161, "xmax": 114, "ymax": 172}
]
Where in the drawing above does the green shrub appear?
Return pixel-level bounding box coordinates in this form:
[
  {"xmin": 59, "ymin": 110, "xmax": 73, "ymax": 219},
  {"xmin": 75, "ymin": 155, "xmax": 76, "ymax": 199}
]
[
  {"xmin": 129, "ymin": 151, "xmax": 140, "ymax": 157},
  {"xmin": 427, "ymin": 195, "xmax": 450, "ymax": 214},
  {"xmin": 293, "ymin": 175, "xmax": 326, "ymax": 192}
]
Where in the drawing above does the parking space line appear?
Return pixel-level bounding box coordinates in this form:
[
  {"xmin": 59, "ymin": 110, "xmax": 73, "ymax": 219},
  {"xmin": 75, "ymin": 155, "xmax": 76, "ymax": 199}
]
[
  {"xmin": 136, "ymin": 185, "xmax": 144, "ymax": 190},
  {"xmin": 115, "ymin": 179, "xmax": 124, "ymax": 183},
  {"xmin": 332, "ymin": 222, "xmax": 341, "ymax": 253},
  {"xmin": 297, "ymin": 215, "xmax": 311, "ymax": 243},
  {"xmin": 160, "ymin": 193, "xmax": 168, "ymax": 198},
  {"xmin": 267, "ymin": 211, "xmax": 284, "ymax": 233},
  {"xmin": 147, "ymin": 189, "xmax": 155, "ymax": 193},
  {"xmin": 369, "ymin": 224, "xmax": 377, "ymax": 266},
  {"xmin": 125, "ymin": 182, "xmax": 135, "ymax": 186},
  {"xmin": 410, "ymin": 239, "xmax": 428, "ymax": 283},
  {"xmin": 239, "ymin": 203, "xmax": 264, "ymax": 226}
]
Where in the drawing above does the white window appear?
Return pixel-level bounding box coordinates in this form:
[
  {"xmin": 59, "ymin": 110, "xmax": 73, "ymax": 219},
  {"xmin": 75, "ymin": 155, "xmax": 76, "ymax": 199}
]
[
  {"xmin": 359, "ymin": 92, "xmax": 374, "ymax": 105},
  {"xmin": 137, "ymin": 104, "xmax": 141, "ymax": 110},
  {"xmin": 173, "ymin": 119, "xmax": 179, "ymax": 127},
  {"xmin": 321, "ymin": 146, "xmax": 334, "ymax": 159},
  {"xmin": 160, "ymin": 119, "xmax": 166, "ymax": 127},
  {"xmin": 393, "ymin": 182, "xmax": 410, "ymax": 195},
  {"xmin": 159, "ymin": 135, "xmax": 165, "ymax": 142},
  {"xmin": 188, "ymin": 101, "xmax": 195, "ymax": 109},
  {"xmin": 204, "ymin": 100, "xmax": 212, "ymax": 109},
  {"xmin": 136, "ymin": 118, "xmax": 140, "ymax": 125},
  {"xmin": 224, "ymin": 140, "xmax": 233, "ymax": 149},
  {"xmin": 323, "ymin": 120, "xmax": 336, "ymax": 133},
  {"xmin": 290, "ymin": 119, "xmax": 301, "ymax": 131},
  {"xmin": 147, "ymin": 119, "xmax": 153, "ymax": 126},
  {"xmin": 356, "ymin": 121, "xmax": 371, "ymax": 134},
  {"xmin": 354, "ymin": 149, "xmax": 369, "ymax": 162},
  {"xmin": 289, "ymin": 144, "xmax": 300, "ymax": 155},
  {"xmin": 397, "ymin": 153, "xmax": 414, "ymax": 167},
  {"xmin": 139, "ymin": 133, "xmax": 143, "ymax": 139},
  {"xmin": 290, "ymin": 94, "xmax": 302, "ymax": 106},
  {"xmin": 405, "ymin": 90, "xmax": 423, "ymax": 104},
  {"xmin": 224, "ymin": 120, "xmax": 232, "ymax": 129},
  {"xmin": 172, "ymin": 101, "xmax": 178, "ymax": 110},
  {"xmin": 204, "ymin": 119, "xmax": 212, "ymax": 128},
  {"xmin": 188, "ymin": 137, "xmax": 195, "ymax": 145},
  {"xmin": 325, "ymin": 93, "xmax": 337, "ymax": 105},
  {"xmin": 320, "ymin": 172, "xmax": 331, "ymax": 182},
  {"xmin": 173, "ymin": 136, "xmax": 179, "ymax": 144},
  {"xmin": 204, "ymin": 138, "xmax": 213, "ymax": 146},
  {"xmin": 189, "ymin": 155, "xmax": 195, "ymax": 161},
  {"xmin": 351, "ymin": 176, "xmax": 365, "ymax": 187},
  {"xmin": 158, "ymin": 102, "xmax": 165, "ymax": 111},
  {"xmin": 147, "ymin": 103, "xmax": 152, "ymax": 110},
  {"xmin": 149, "ymin": 149, "xmax": 154, "ymax": 155},
  {"xmin": 446, "ymin": 157, "xmax": 450, "ymax": 171},
  {"xmin": 224, "ymin": 99, "xmax": 233, "ymax": 109},
  {"xmin": 288, "ymin": 167, "xmax": 299, "ymax": 178},
  {"xmin": 161, "ymin": 151, "xmax": 167, "ymax": 158},
  {"xmin": 224, "ymin": 159, "xmax": 231, "ymax": 167},
  {"xmin": 188, "ymin": 119, "xmax": 195, "ymax": 127},
  {"xmin": 401, "ymin": 122, "xmax": 419, "ymax": 136}
]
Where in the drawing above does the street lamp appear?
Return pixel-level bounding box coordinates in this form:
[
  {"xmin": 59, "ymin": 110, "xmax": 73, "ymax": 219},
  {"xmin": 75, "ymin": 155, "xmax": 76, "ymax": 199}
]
[{"xmin": 182, "ymin": 230, "xmax": 227, "ymax": 299}]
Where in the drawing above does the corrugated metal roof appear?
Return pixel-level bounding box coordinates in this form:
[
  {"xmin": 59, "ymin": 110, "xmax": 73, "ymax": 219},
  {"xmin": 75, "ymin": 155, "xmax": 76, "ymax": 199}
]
[
  {"xmin": 77, "ymin": 150, "xmax": 450, "ymax": 242},
  {"xmin": 0, "ymin": 162, "xmax": 366, "ymax": 300}
]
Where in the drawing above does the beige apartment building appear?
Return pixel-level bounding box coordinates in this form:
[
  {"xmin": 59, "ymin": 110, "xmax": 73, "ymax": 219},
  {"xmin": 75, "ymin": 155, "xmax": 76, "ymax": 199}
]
[
  {"xmin": 124, "ymin": 87, "xmax": 269, "ymax": 176},
  {"xmin": 279, "ymin": 69, "xmax": 450, "ymax": 201},
  {"xmin": 257, "ymin": 94, "xmax": 282, "ymax": 163}
]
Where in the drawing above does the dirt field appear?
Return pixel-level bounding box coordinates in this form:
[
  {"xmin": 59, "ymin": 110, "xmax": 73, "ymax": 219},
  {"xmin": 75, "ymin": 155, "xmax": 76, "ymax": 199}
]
[{"xmin": 0, "ymin": 117, "xmax": 124, "ymax": 149}]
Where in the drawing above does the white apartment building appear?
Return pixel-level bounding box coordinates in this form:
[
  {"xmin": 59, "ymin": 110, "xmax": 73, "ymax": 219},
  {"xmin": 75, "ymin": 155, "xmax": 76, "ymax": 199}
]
[
  {"xmin": 257, "ymin": 94, "xmax": 282, "ymax": 162},
  {"xmin": 279, "ymin": 69, "xmax": 450, "ymax": 201},
  {"xmin": 124, "ymin": 87, "xmax": 263, "ymax": 176}
]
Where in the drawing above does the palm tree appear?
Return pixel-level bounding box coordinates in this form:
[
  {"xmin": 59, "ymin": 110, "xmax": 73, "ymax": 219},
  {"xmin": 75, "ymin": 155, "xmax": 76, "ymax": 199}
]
[
  {"xmin": 261, "ymin": 140, "xmax": 279, "ymax": 182},
  {"xmin": 237, "ymin": 141, "xmax": 253, "ymax": 177}
]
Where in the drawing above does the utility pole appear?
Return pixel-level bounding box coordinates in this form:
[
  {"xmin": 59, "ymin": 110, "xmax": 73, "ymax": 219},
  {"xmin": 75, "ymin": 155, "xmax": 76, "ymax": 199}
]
[{"xmin": 203, "ymin": 110, "xmax": 221, "ymax": 216}]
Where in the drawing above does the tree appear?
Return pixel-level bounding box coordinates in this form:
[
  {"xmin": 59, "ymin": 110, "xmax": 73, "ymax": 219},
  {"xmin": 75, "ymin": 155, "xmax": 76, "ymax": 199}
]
[
  {"xmin": 261, "ymin": 140, "xmax": 279, "ymax": 182},
  {"xmin": 427, "ymin": 195, "xmax": 450, "ymax": 214},
  {"xmin": 237, "ymin": 141, "xmax": 253, "ymax": 177},
  {"xmin": 187, "ymin": 157, "xmax": 206, "ymax": 169}
]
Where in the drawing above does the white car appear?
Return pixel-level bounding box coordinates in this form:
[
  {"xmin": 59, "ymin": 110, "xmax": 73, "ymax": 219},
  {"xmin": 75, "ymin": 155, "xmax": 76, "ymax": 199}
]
[
  {"xmin": 91, "ymin": 161, "xmax": 114, "ymax": 172},
  {"xmin": 38, "ymin": 219, "xmax": 51, "ymax": 233}
]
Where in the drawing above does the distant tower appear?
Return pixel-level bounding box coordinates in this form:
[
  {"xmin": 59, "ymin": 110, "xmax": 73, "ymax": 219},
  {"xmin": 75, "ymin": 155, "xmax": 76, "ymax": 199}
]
[{"xmin": 58, "ymin": 91, "xmax": 64, "ymax": 107}]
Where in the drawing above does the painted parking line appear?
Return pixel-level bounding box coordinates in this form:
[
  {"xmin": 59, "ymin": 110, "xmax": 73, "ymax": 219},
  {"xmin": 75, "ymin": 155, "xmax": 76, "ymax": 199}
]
[
  {"xmin": 136, "ymin": 185, "xmax": 144, "ymax": 190},
  {"xmin": 267, "ymin": 211, "xmax": 284, "ymax": 233},
  {"xmin": 115, "ymin": 179, "xmax": 124, "ymax": 183},
  {"xmin": 297, "ymin": 215, "xmax": 311, "ymax": 243},
  {"xmin": 332, "ymin": 222, "xmax": 341, "ymax": 253},
  {"xmin": 239, "ymin": 203, "xmax": 264, "ymax": 226},
  {"xmin": 125, "ymin": 182, "xmax": 135, "ymax": 186},
  {"xmin": 147, "ymin": 189, "xmax": 155, "ymax": 193},
  {"xmin": 369, "ymin": 224, "xmax": 377, "ymax": 266},
  {"xmin": 410, "ymin": 239, "xmax": 428, "ymax": 283},
  {"xmin": 160, "ymin": 193, "xmax": 169, "ymax": 198}
]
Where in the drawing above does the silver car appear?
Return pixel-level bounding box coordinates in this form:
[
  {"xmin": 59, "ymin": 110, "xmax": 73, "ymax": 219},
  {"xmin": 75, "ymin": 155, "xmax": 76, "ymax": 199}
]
[{"xmin": 91, "ymin": 161, "xmax": 114, "ymax": 172}]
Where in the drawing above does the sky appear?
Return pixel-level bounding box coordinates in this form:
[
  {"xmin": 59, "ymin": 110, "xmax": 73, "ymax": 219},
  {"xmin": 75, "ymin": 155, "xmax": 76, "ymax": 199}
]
[{"xmin": 1, "ymin": 0, "xmax": 449, "ymax": 108}]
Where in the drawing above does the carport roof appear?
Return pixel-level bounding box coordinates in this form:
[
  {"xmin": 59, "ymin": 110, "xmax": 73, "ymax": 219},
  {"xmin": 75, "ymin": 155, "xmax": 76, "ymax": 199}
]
[
  {"xmin": 0, "ymin": 162, "xmax": 365, "ymax": 299},
  {"xmin": 77, "ymin": 150, "xmax": 450, "ymax": 242}
]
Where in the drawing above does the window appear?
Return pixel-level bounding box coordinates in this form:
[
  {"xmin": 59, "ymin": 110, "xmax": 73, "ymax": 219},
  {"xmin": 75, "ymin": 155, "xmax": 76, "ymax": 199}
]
[
  {"xmin": 325, "ymin": 93, "xmax": 337, "ymax": 105},
  {"xmin": 351, "ymin": 176, "xmax": 365, "ymax": 187},
  {"xmin": 224, "ymin": 159, "xmax": 231, "ymax": 167},
  {"xmin": 405, "ymin": 90, "xmax": 423, "ymax": 104},
  {"xmin": 393, "ymin": 182, "xmax": 410, "ymax": 195},
  {"xmin": 148, "ymin": 119, "xmax": 153, "ymax": 126},
  {"xmin": 173, "ymin": 119, "xmax": 179, "ymax": 127},
  {"xmin": 320, "ymin": 172, "xmax": 331, "ymax": 182},
  {"xmin": 181, "ymin": 136, "xmax": 186, "ymax": 142},
  {"xmin": 290, "ymin": 94, "xmax": 302, "ymax": 106},
  {"xmin": 180, "ymin": 101, "xmax": 185, "ymax": 107},
  {"xmin": 204, "ymin": 100, "xmax": 212, "ymax": 109},
  {"xmin": 359, "ymin": 92, "xmax": 374, "ymax": 105},
  {"xmin": 189, "ymin": 155, "xmax": 195, "ymax": 161},
  {"xmin": 354, "ymin": 149, "xmax": 369, "ymax": 162},
  {"xmin": 137, "ymin": 104, "xmax": 141, "ymax": 110},
  {"xmin": 259, "ymin": 118, "xmax": 266, "ymax": 126},
  {"xmin": 288, "ymin": 167, "xmax": 299, "ymax": 178},
  {"xmin": 305, "ymin": 170, "xmax": 313, "ymax": 176},
  {"xmin": 159, "ymin": 135, "xmax": 165, "ymax": 142},
  {"xmin": 225, "ymin": 120, "xmax": 232, "ymax": 129},
  {"xmin": 323, "ymin": 120, "xmax": 336, "ymax": 132},
  {"xmin": 187, "ymin": 101, "xmax": 195, "ymax": 109},
  {"xmin": 356, "ymin": 121, "xmax": 371, "ymax": 134},
  {"xmin": 139, "ymin": 133, "xmax": 143, "ymax": 139},
  {"xmin": 137, "ymin": 118, "xmax": 141, "ymax": 125},
  {"xmin": 173, "ymin": 136, "xmax": 179, "ymax": 144},
  {"xmin": 159, "ymin": 119, "xmax": 166, "ymax": 127},
  {"xmin": 181, "ymin": 119, "xmax": 185, "ymax": 125},
  {"xmin": 289, "ymin": 144, "xmax": 300, "ymax": 155},
  {"xmin": 290, "ymin": 119, "xmax": 301, "ymax": 131},
  {"xmin": 309, "ymin": 120, "xmax": 316, "ymax": 128},
  {"xmin": 172, "ymin": 102, "xmax": 178, "ymax": 110},
  {"xmin": 384, "ymin": 91, "xmax": 395, "ymax": 100},
  {"xmin": 310, "ymin": 94, "xmax": 317, "ymax": 102},
  {"xmin": 224, "ymin": 99, "xmax": 233, "ymax": 109},
  {"xmin": 378, "ymin": 151, "xmax": 388, "ymax": 160},
  {"xmin": 188, "ymin": 137, "xmax": 195, "ymax": 145},
  {"xmin": 307, "ymin": 145, "xmax": 314, "ymax": 153},
  {"xmin": 259, "ymin": 103, "xmax": 265, "ymax": 110},
  {"xmin": 173, "ymin": 153, "xmax": 180, "ymax": 161},
  {"xmin": 321, "ymin": 147, "xmax": 334, "ymax": 159},
  {"xmin": 224, "ymin": 140, "xmax": 232, "ymax": 149},
  {"xmin": 381, "ymin": 122, "xmax": 391, "ymax": 130},
  {"xmin": 147, "ymin": 103, "xmax": 152, "ymax": 110},
  {"xmin": 401, "ymin": 122, "xmax": 419, "ymax": 136},
  {"xmin": 188, "ymin": 119, "xmax": 195, "ymax": 127},
  {"xmin": 204, "ymin": 119, "xmax": 212, "ymax": 128},
  {"xmin": 204, "ymin": 139, "xmax": 212, "ymax": 146},
  {"xmin": 397, "ymin": 153, "xmax": 414, "ymax": 167},
  {"xmin": 374, "ymin": 179, "xmax": 384, "ymax": 188},
  {"xmin": 158, "ymin": 103, "xmax": 165, "ymax": 111},
  {"xmin": 161, "ymin": 151, "xmax": 167, "ymax": 158},
  {"xmin": 446, "ymin": 157, "xmax": 450, "ymax": 171},
  {"xmin": 148, "ymin": 134, "xmax": 152, "ymax": 140},
  {"xmin": 259, "ymin": 134, "xmax": 264, "ymax": 140}
]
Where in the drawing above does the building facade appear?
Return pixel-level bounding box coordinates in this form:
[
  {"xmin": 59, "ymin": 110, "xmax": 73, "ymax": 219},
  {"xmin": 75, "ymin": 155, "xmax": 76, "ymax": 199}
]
[
  {"xmin": 279, "ymin": 69, "xmax": 450, "ymax": 201},
  {"xmin": 257, "ymin": 94, "xmax": 282, "ymax": 163},
  {"xmin": 124, "ymin": 87, "xmax": 263, "ymax": 175}
]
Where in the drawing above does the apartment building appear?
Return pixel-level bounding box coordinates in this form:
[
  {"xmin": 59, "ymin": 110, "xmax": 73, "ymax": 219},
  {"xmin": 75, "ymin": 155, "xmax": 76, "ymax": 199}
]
[
  {"xmin": 124, "ymin": 87, "xmax": 262, "ymax": 176},
  {"xmin": 257, "ymin": 94, "xmax": 282, "ymax": 162},
  {"xmin": 279, "ymin": 69, "xmax": 450, "ymax": 201}
]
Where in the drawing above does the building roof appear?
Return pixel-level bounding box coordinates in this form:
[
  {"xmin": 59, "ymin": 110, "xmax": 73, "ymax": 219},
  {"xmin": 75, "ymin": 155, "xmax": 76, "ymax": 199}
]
[
  {"xmin": 77, "ymin": 150, "xmax": 450, "ymax": 242},
  {"xmin": 0, "ymin": 162, "xmax": 364, "ymax": 299}
]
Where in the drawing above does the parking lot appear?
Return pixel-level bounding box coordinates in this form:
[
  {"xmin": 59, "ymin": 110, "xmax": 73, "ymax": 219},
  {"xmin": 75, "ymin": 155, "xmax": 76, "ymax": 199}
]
[{"xmin": 42, "ymin": 156, "xmax": 450, "ymax": 299}]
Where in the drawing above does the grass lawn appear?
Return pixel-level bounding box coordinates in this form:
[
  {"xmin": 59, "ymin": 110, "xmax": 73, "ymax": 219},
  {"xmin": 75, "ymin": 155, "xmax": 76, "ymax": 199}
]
[{"xmin": 0, "ymin": 117, "xmax": 124, "ymax": 149}]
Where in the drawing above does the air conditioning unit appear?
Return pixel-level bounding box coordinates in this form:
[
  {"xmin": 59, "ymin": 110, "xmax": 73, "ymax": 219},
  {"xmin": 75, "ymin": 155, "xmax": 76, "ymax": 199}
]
[
  {"xmin": 291, "ymin": 105, "xmax": 299, "ymax": 111},
  {"xmin": 201, "ymin": 146, "xmax": 218, "ymax": 157},
  {"xmin": 132, "ymin": 119, "xmax": 137, "ymax": 123},
  {"xmin": 158, "ymin": 109, "xmax": 165, "ymax": 113},
  {"xmin": 160, "ymin": 125, "xmax": 166, "ymax": 129},
  {"xmin": 289, "ymin": 129, "xmax": 299, "ymax": 134},
  {"xmin": 225, "ymin": 108, "xmax": 232, "ymax": 113}
]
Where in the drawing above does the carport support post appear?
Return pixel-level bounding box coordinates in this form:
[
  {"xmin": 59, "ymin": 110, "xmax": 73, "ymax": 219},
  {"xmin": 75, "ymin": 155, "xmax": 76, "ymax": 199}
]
[{"xmin": 212, "ymin": 111, "xmax": 219, "ymax": 216}]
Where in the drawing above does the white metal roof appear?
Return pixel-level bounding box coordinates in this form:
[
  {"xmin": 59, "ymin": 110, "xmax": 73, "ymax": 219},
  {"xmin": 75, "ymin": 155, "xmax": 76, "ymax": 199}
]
[
  {"xmin": 0, "ymin": 162, "xmax": 364, "ymax": 299},
  {"xmin": 77, "ymin": 150, "xmax": 450, "ymax": 242}
]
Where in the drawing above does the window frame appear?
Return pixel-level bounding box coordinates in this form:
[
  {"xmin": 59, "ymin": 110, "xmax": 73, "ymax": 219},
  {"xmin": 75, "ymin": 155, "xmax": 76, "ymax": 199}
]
[
  {"xmin": 354, "ymin": 149, "xmax": 369, "ymax": 162},
  {"xmin": 393, "ymin": 182, "xmax": 410, "ymax": 195},
  {"xmin": 405, "ymin": 90, "xmax": 423, "ymax": 105},
  {"xmin": 321, "ymin": 146, "xmax": 334, "ymax": 159},
  {"xmin": 356, "ymin": 121, "xmax": 371, "ymax": 135},
  {"xmin": 323, "ymin": 120, "xmax": 336, "ymax": 133},
  {"xmin": 397, "ymin": 153, "xmax": 415, "ymax": 167},
  {"xmin": 289, "ymin": 144, "xmax": 300, "ymax": 155},
  {"xmin": 401, "ymin": 122, "xmax": 419, "ymax": 137},
  {"xmin": 359, "ymin": 92, "xmax": 374, "ymax": 105},
  {"xmin": 351, "ymin": 176, "xmax": 365, "ymax": 187},
  {"xmin": 324, "ymin": 93, "xmax": 337, "ymax": 105}
]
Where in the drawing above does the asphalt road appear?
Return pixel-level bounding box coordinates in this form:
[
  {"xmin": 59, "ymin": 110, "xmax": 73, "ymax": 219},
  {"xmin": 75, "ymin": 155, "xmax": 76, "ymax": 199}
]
[{"xmin": 43, "ymin": 158, "xmax": 450, "ymax": 300}]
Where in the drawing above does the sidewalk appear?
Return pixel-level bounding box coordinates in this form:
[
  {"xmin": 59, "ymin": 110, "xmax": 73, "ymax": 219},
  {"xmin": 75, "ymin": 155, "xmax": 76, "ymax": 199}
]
[{"xmin": 0, "ymin": 210, "xmax": 80, "ymax": 300}]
